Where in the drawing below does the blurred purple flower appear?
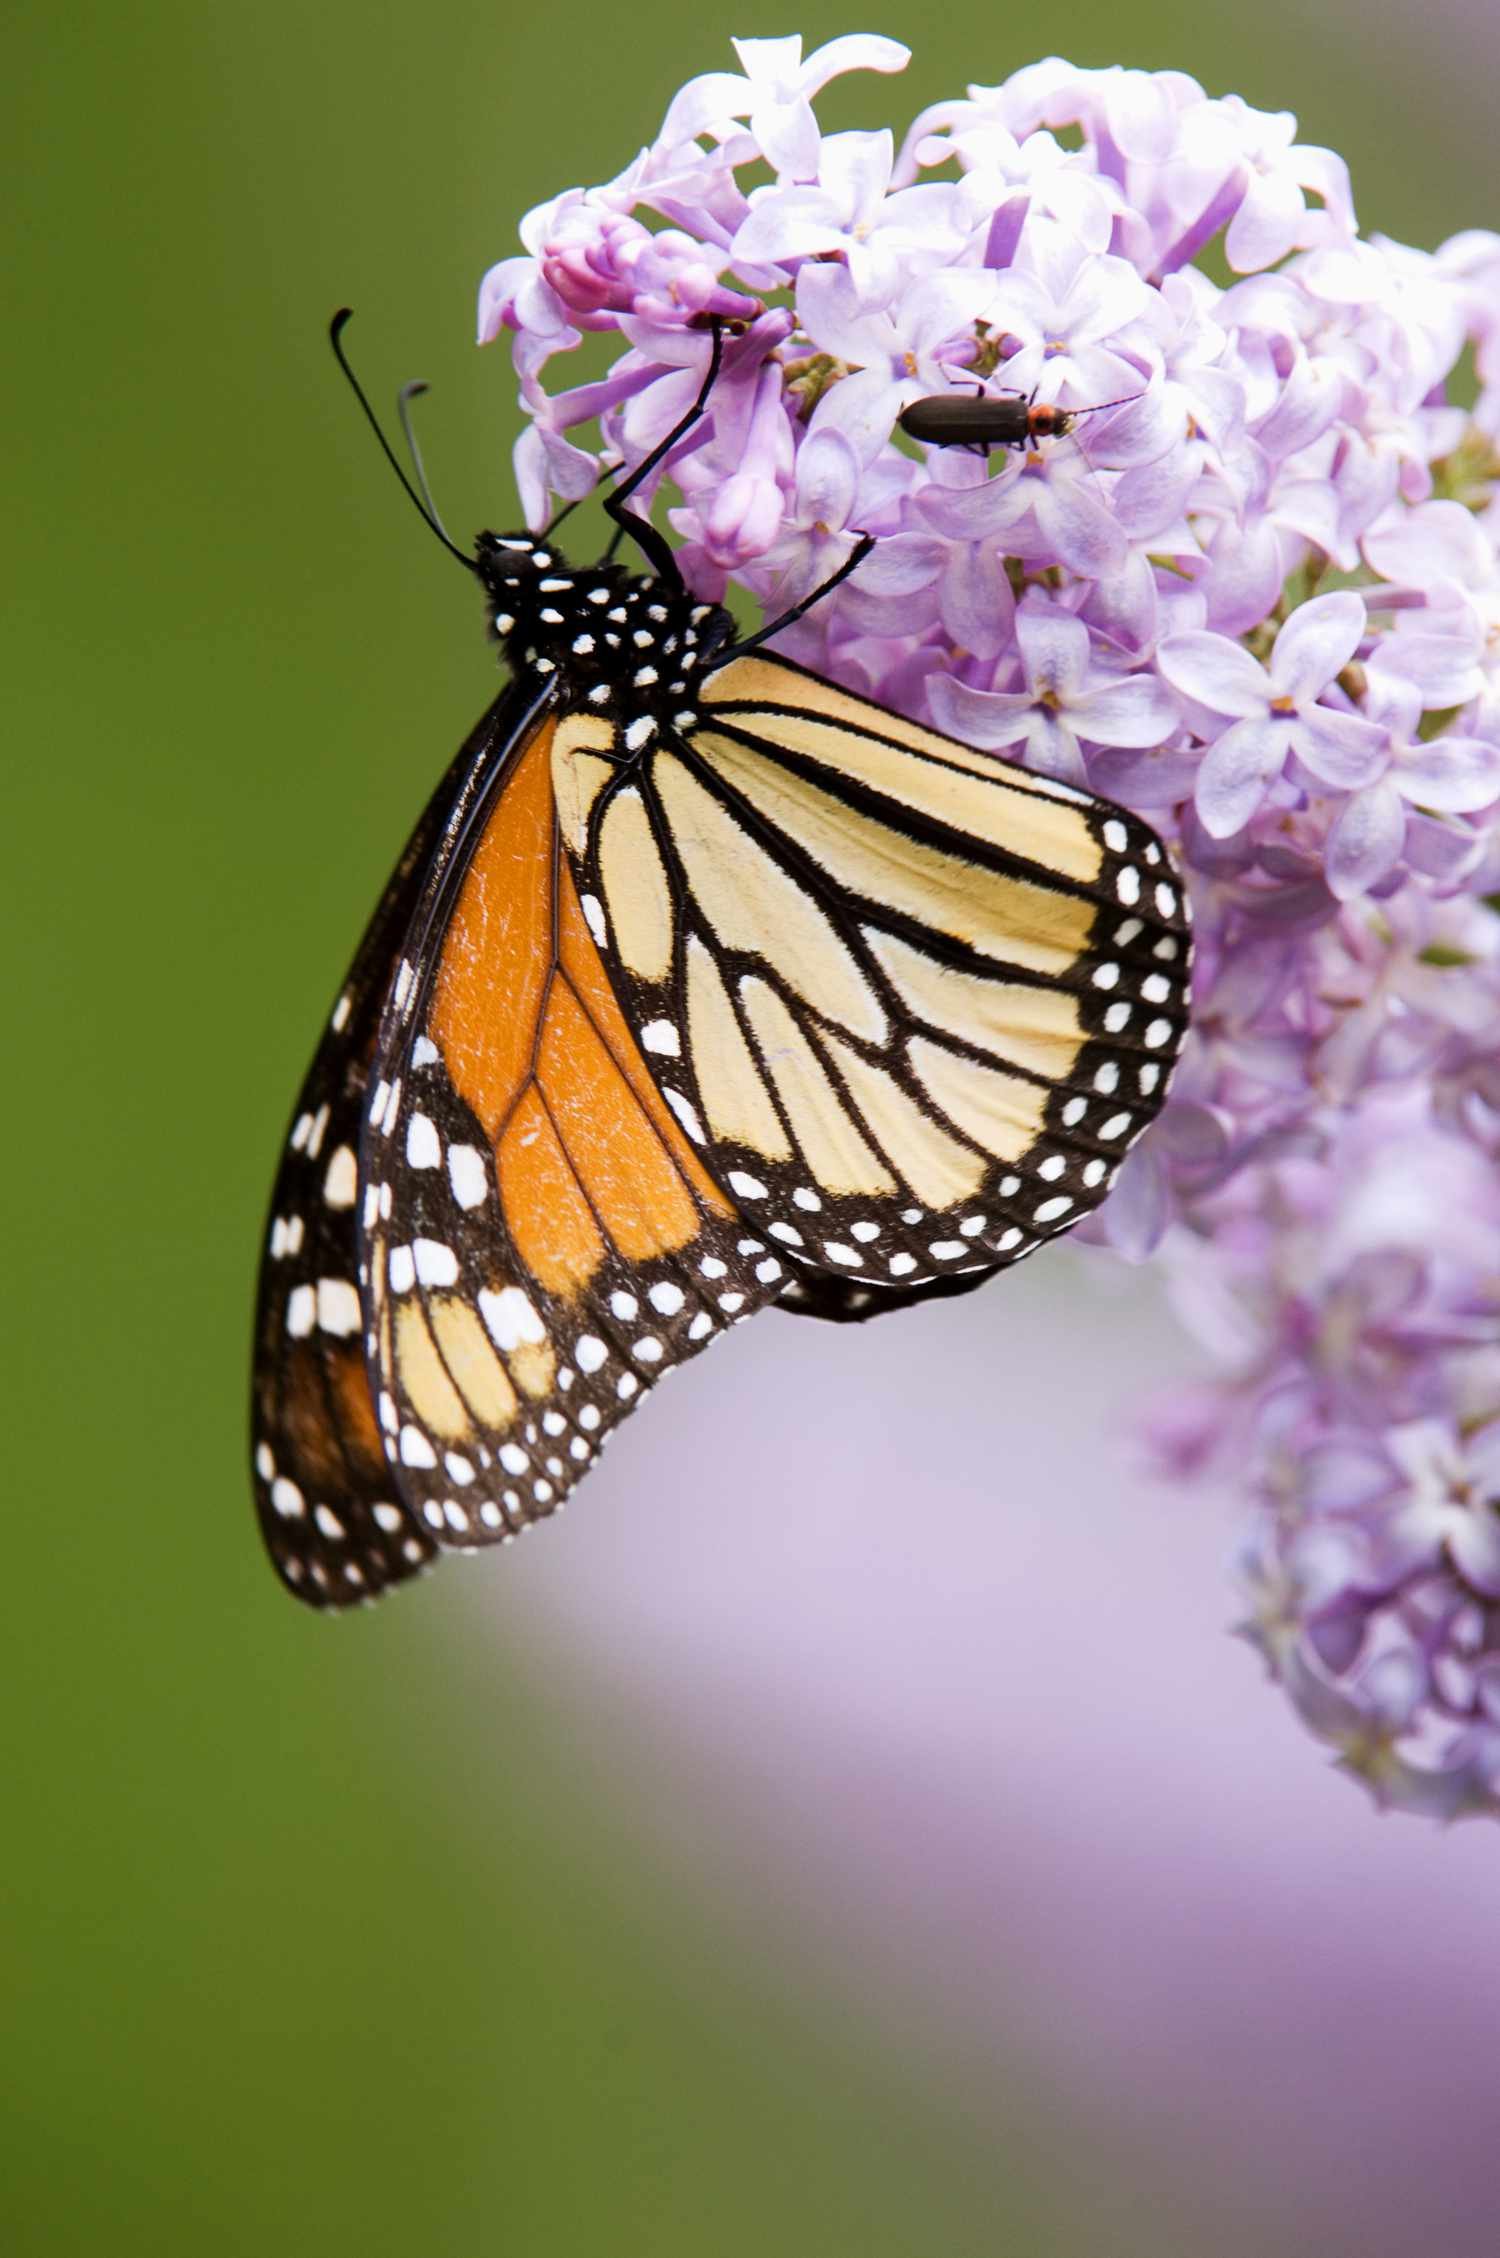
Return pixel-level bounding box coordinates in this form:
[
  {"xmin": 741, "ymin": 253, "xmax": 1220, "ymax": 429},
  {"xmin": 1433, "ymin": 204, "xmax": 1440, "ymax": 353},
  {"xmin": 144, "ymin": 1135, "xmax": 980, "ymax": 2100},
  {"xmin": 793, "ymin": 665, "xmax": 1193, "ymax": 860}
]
[{"xmin": 479, "ymin": 35, "xmax": 1500, "ymax": 1819}]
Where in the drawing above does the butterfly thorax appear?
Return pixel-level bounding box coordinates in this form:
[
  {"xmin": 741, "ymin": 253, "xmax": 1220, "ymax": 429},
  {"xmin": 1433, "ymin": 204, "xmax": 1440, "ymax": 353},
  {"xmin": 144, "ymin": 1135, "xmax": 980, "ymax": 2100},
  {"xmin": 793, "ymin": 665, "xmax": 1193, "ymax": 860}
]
[{"xmin": 475, "ymin": 530, "xmax": 735, "ymax": 741}]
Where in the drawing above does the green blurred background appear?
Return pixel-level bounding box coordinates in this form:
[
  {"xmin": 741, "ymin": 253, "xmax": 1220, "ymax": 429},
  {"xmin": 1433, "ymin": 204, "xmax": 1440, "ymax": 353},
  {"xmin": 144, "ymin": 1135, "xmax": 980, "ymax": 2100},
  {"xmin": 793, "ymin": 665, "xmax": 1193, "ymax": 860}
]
[{"xmin": 7, "ymin": 5, "xmax": 1496, "ymax": 2254}]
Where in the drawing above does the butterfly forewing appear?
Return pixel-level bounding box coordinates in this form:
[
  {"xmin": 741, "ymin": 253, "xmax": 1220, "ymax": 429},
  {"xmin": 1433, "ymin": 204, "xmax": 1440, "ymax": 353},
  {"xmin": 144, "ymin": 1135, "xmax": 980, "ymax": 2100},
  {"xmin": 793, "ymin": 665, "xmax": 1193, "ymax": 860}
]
[
  {"xmin": 563, "ymin": 653, "xmax": 1190, "ymax": 1300},
  {"xmin": 356, "ymin": 704, "xmax": 792, "ymax": 1550},
  {"xmin": 248, "ymin": 700, "xmax": 525, "ymax": 1605}
]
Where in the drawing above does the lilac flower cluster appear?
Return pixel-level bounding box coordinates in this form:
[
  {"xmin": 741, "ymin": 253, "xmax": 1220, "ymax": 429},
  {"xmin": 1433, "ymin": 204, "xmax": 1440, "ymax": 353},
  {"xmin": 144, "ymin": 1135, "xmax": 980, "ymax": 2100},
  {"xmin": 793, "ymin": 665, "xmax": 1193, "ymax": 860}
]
[{"xmin": 479, "ymin": 39, "xmax": 1500, "ymax": 1818}]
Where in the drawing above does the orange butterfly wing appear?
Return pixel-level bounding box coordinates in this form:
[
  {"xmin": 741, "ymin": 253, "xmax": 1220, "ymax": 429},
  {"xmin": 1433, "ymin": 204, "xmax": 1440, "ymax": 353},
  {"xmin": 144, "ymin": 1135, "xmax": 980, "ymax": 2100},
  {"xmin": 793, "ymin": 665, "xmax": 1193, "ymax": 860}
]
[{"xmin": 355, "ymin": 708, "xmax": 791, "ymax": 1551}]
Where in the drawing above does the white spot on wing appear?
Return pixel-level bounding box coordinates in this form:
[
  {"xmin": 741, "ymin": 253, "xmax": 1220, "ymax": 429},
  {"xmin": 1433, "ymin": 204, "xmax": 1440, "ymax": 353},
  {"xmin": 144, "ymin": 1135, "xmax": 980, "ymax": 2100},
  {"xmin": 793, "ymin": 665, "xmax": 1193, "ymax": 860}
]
[
  {"xmin": 479, "ymin": 1286, "xmax": 545, "ymax": 1350},
  {"xmin": 447, "ymin": 1144, "xmax": 488, "ymax": 1210},
  {"xmin": 406, "ymin": 1113, "xmax": 441, "ymax": 1169},
  {"xmin": 316, "ymin": 1277, "xmax": 361, "ymax": 1336},
  {"xmin": 664, "ymin": 1088, "xmax": 705, "ymax": 1142},
  {"xmin": 323, "ymin": 1146, "xmax": 357, "ymax": 1209},
  {"xmin": 413, "ymin": 1239, "xmax": 459, "ymax": 1287}
]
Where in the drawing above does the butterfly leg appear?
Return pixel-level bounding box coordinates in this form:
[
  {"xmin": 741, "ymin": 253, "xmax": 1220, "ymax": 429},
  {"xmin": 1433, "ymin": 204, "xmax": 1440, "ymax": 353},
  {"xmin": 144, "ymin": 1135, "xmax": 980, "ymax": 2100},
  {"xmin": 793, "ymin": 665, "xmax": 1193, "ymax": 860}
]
[
  {"xmin": 602, "ymin": 319, "xmax": 727, "ymax": 588},
  {"xmin": 718, "ymin": 533, "xmax": 875, "ymax": 661}
]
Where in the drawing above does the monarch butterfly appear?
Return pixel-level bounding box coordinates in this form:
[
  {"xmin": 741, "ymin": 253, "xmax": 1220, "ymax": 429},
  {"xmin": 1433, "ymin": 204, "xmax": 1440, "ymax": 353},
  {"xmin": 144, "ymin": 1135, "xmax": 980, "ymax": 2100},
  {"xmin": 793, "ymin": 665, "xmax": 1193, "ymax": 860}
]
[
  {"xmin": 898, "ymin": 388, "xmax": 1140, "ymax": 452},
  {"xmin": 251, "ymin": 314, "xmax": 1191, "ymax": 1607}
]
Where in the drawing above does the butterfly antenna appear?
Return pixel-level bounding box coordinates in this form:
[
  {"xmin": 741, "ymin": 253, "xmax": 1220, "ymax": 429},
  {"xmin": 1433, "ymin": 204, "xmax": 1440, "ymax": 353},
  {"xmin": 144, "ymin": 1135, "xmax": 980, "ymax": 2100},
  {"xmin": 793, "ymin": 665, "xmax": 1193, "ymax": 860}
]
[
  {"xmin": 329, "ymin": 310, "xmax": 475, "ymax": 571},
  {"xmin": 395, "ymin": 380, "xmax": 458, "ymax": 547}
]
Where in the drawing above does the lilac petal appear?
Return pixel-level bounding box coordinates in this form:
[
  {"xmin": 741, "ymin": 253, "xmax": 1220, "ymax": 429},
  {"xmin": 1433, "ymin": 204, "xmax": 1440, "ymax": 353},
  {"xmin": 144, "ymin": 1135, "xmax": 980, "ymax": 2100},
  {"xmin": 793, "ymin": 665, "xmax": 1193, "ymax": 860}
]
[
  {"xmin": 1087, "ymin": 388, "xmax": 1182, "ymax": 475},
  {"xmin": 1225, "ymin": 167, "xmax": 1305, "ymax": 272},
  {"xmin": 658, "ymin": 69, "xmax": 754, "ymax": 145},
  {"xmin": 1324, "ymin": 780, "xmax": 1406, "ymax": 900},
  {"xmin": 1060, "ymin": 255, "xmax": 1150, "ymax": 344},
  {"xmin": 732, "ymin": 188, "xmax": 843, "ymax": 266},
  {"xmin": 915, "ymin": 466, "xmax": 1031, "ymax": 543},
  {"xmin": 1157, "ymin": 164, "xmax": 1248, "ymax": 280},
  {"xmin": 900, "ymin": 268, "xmax": 1005, "ymax": 355},
  {"xmin": 1395, "ymin": 733, "xmax": 1500, "ymax": 812},
  {"xmin": 1079, "ymin": 551, "xmax": 1159, "ymax": 662},
  {"xmin": 1270, "ymin": 590, "xmax": 1367, "ymax": 704},
  {"xmin": 1195, "ymin": 714, "xmax": 1292, "ymax": 835},
  {"xmin": 730, "ymin": 32, "xmax": 802, "ymax": 80},
  {"xmin": 795, "ymin": 32, "xmax": 910, "ymax": 97},
  {"xmin": 843, "ymin": 237, "xmax": 902, "ymax": 307},
  {"xmin": 702, "ymin": 473, "xmax": 784, "ymax": 566},
  {"xmin": 938, "ymin": 544, "xmax": 1015, "ymax": 660},
  {"xmin": 1362, "ymin": 672, "xmax": 1422, "ymax": 739},
  {"xmin": 1449, "ymin": 1512, "xmax": 1500, "ymax": 1600},
  {"xmin": 1362, "ymin": 499, "xmax": 1490, "ymax": 587},
  {"xmin": 477, "ymin": 256, "xmax": 541, "ymax": 344},
  {"xmin": 1108, "ymin": 450, "xmax": 1199, "ymax": 537},
  {"xmin": 1100, "ymin": 70, "xmax": 1179, "ymax": 163},
  {"xmin": 1024, "ymin": 710, "xmax": 1090, "ymax": 786},
  {"xmin": 792, "ymin": 426, "xmax": 860, "ymax": 530},
  {"xmin": 1157, "ymin": 630, "xmax": 1271, "ymax": 719},
  {"xmin": 1294, "ymin": 143, "xmax": 1354, "ymax": 220},
  {"xmin": 1294, "ymin": 706, "xmax": 1389, "ymax": 790},
  {"xmin": 1360, "ymin": 1647, "xmax": 1427, "ymax": 1730},
  {"xmin": 752, "ymin": 94, "xmax": 822, "ymax": 181},
  {"xmin": 1268, "ymin": 474, "xmax": 1343, "ymax": 561},
  {"xmin": 1200, "ymin": 519, "xmax": 1285, "ymax": 639},
  {"xmin": 1401, "ymin": 811, "xmax": 1486, "ymax": 886},
  {"xmin": 1373, "ymin": 632, "xmax": 1485, "ymax": 710},
  {"xmin": 1299, "ymin": 1440, "xmax": 1400, "ymax": 1515},
  {"xmin": 927, "ymin": 675, "xmax": 1035, "ymax": 749},
  {"xmin": 847, "ymin": 531, "xmax": 946, "ymax": 597},
  {"xmin": 806, "ymin": 364, "xmax": 906, "ymax": 461},
  {"xmin": 818, "ymin": 129, "xmax": 894, "ymax": 228},
  {"xmin": 1022, "ymin": 222, "xmax": 1087, "ymax": 308},
  {"xmin": 1087, "ymin": 738, "xmax": 1204, "ymax": 806},
  {"xmin": 795, "ymin": 260, "xmax": 890, "ymax": 364},
  {"xmin": 1073, "ymin": 673, "xmax": 1179, "ymax": 749},
  {"xmin": 1030, "ymin": 472, "xmax": 1128, "ymax": 578},
  {"xmin": 974, "ymin": 269, "xmax": 1052, "ymax": 343},
  {"xmin": 1095, "ymin": 1137, "xmax": 1172, "ymax": 1261},
  {"xmin": 1305, "ymin": 1603, "xmax": 1371, "ymax": 1680},
  {"xmin": 512, "ymin": 424, "xmax": 552, "ymax": 530},
  {"xmin": 1252, "ymin": 356, "xmax": 1344, "ymax": 459},
  {"xmin": 1014, "ymin": 603, "xmax": 1091, "ymax": 701},
  {"xmin": 1061, "ymin": 342, "xmax": 1151, "ymax": 408}
]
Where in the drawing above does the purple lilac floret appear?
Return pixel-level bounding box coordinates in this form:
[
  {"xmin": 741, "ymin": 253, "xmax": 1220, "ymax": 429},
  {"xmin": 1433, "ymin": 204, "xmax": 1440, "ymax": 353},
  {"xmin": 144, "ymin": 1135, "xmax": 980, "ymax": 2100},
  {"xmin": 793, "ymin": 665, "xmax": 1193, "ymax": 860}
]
[{"xmin": 478, "ymin": 38, "xmax": 1500, "ymax": 1820}]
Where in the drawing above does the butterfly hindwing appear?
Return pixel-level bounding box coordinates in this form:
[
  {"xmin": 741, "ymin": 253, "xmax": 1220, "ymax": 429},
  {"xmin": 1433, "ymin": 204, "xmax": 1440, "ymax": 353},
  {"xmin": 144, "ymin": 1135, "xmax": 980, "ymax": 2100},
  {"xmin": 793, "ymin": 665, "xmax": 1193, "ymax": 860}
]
[
  {"xmin": 357, "ymin": 704, "xmax": 793, "ymax": 1550},
  {"xmin": 561, "ymin": 652, "xmax": 1191, "ymax": 1302}
]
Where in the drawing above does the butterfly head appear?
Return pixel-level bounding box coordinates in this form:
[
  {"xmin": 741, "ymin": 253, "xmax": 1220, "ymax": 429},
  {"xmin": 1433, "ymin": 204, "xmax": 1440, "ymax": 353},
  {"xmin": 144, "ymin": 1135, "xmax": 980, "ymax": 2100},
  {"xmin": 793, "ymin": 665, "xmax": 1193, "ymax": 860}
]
[
  {"xmin": 474, "ymin": 530, "xmax": 569, "ymax": 595},
  {"xmin": 475, "ymin": 530, "xmax": 612, "ymax": 656}
]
